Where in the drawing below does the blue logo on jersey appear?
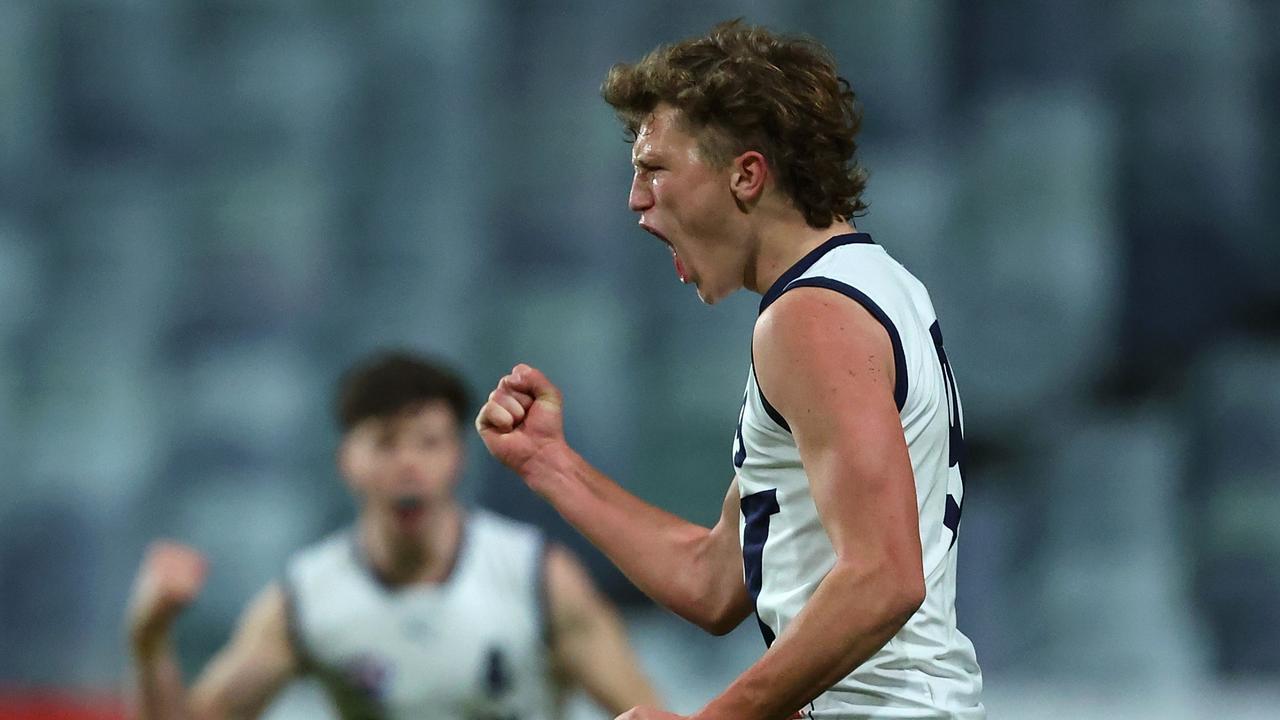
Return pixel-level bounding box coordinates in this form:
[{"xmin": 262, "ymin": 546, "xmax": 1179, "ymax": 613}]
[
  {"xmin": 480, "ymin": 646, "xmax": 517, "ymax": 720},
  {"xmin": 484, "ymin": 646, "xmax": 511, "ymax": 697},
  {"xmin": 342, "ymin": 653, "xmax": 392, "ymax": 700}
]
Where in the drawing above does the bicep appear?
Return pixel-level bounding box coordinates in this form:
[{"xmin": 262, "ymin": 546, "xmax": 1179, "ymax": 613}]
[
  {"xmin": 754, "ymin": 289, "xmax": 921, "ymax": 566},
  {"xmin": 545, "ymin": 546, "xmax": 658, "ymax": 713},
  {"xmin": 799, "ymin": 400, "xmax": 919, "ymax": 568},
  {"xmin": 704, "ymin": 477, "xmax": 752, "ymax": 621},
  {"xmin": 707, "ymin": 476, "xmax": 742, "ymax": 555},
  {"xmin": 189, "ymin": 584, "xmax": 299, "ymax": 720}
]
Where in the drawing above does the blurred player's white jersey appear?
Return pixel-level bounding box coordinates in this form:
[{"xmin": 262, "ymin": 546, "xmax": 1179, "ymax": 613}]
[
  {"xmin": 284, "ymin": 510, "xmax": 557, "ymax": 720},
  {"xmin": 734, "ymin": 232, "xmax": 984, "ymax": 719}
]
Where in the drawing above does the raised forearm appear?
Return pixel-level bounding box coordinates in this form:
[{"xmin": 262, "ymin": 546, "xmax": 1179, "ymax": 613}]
[
  {"xmin": 131, "ymin": 639, "xmax": 191, "ymax": 720},
  {"xmin": 695, "ymin": 561, "xmax": 923, "ymax": 720},
  {"xmin": 524, "ymin": 444, "xmax": 733, "ymax": 629}
]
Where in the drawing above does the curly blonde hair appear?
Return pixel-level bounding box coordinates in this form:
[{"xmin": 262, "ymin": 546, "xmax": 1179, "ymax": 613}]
[{"xmin": 602, "ymin": 19, "xmax": 869, "ymax": 227}]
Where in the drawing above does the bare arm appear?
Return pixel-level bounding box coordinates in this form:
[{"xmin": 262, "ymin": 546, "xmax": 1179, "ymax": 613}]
[
  {"xmin": 477, "ymin": 368, "xmax": 752, "ymax": 634},
  {"xmin": 187, "ymin": 584, "xmax": 299, "ymax": 720},
  {"xmin": 127, "ymin": 543, "xmax": 298, "ymax": 720},
  {"xmin": 131, "ymin": 642, "xmax": 187, "ymax": 720},
  {"xmin": 696, "ymin": 288, "xmax": 927, "ymax": 720},
  {"xmin": 544, "ymin": 545, "xmax": 660, "ymax": 714}
]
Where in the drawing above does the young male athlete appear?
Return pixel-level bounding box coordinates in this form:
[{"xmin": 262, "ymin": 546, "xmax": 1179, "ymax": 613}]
[
  {"xmin": 127, "ymin": 351, "xmax": 658, "ymax": 720},
  {"xmin": 476, "ymin": 21, "xmax": 983, "ymax": 720}
]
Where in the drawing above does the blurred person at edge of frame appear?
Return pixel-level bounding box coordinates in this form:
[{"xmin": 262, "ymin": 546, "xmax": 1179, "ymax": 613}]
[{"xmin": 127, "ymin": 351, "xmax": 659, "ymax": 719}]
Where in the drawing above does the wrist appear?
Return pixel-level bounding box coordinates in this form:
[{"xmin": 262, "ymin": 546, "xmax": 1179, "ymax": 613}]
[
  {"xmin": 689, "ymin": 708, "xmax": 746, "ymax": 720},
  {"xmin": 130, "ymin": 632, "xmax": 171, "ymax": 661},
  {"xmin": 519, "ymin": 440, "xmax": 580, "ymax": 497},
  {"xmin": 695, "ymin": 680, "xmax": 775, "ymax": 720},
  {"xmin": 128, "ymin": 619, "xmax": 175, "ymax": 661}
]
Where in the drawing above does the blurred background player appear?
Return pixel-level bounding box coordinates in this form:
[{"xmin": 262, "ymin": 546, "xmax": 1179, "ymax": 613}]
[
  {"xmin": 478, "ymin": 20, "xmax": 981, "ymax": 719},
  {"xmin": 126, "ymin": 351, "xmax": 658, "ymax": 719}
]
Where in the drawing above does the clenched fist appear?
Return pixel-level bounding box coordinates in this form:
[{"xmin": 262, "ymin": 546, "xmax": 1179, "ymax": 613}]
[
  {"xmin": 127, "ymin": 541, "xmax": 208, "ymax": 656},
  {"xmin": 475, "ymin": 364, "xmax": 567, "ymax": 480}
]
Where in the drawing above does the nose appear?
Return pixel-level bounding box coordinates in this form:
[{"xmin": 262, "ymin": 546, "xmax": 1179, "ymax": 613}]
[
  {"xmin": 628, "ymin": 171, "xmax": 653, "ymax": 213},
  {"xmin": 393, "ymin": 445, "xmax": 425, "ymax": 480}
]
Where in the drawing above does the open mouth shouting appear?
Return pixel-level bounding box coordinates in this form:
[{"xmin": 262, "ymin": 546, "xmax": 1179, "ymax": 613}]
[
  {"xmin": 392, "ymin": 494, "xmax": 426, "ymax": 526},
  {"xmin": 640, "ymin": 222, "xmax": 689, "ymax": 284}
]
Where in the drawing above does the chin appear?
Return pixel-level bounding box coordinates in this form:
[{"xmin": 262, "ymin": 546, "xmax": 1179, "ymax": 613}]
[{"xmin": 694, "ymin": 282, "xmax": 729, "ymax": 305}]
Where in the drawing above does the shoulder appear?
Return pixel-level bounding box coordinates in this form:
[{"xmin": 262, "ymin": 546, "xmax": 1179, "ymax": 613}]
[
  {"xmin": 288, "ymin": 529, "xmax": 354, "ymax": 573},
  {"xmin": 543, "ymin": 544, "xmax": 591, "ymax": 594},
  {"xmin": 239, "ymin": 582, "xmax": 291, "ymax": 635},
  {"xmin": 469, "ymin": 508, "xmax": 546, "ymax": 553},
  {"xmin": 542, "ymin": 543, "xmax": 607, "ymax": 626},
  {"xmin": 472, "ymin": 507, "xmax": 540, "ymax": 536},
  {"xmin": 464, "ymin": 509, "xmax": 548, "ymax": 597},
  {"xmin": 285, "ymin": 529, "xmax": 359, "ymax": 598},
  {"xmin": 755, "ymin": 285, "xmax": 895, "ymax": 374},
  {"xmin": 753, "ymin": 286, "xmax": 898, "ymax": 428}
]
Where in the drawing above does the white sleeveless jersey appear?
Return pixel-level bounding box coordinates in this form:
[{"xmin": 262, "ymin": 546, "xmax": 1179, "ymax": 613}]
[
  {"xmin": 283, "ymin": 510, "xmax": 558, "ymax": 720},
  {"xmin": 734, "ymin": 233, "xmax": 984, "ymax": 718}
]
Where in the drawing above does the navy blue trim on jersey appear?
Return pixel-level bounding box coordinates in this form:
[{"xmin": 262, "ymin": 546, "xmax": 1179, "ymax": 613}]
[
  {"xmin": 758, "ymin": 232, "xmax": 873, "ymax": 314},
  {"xmin": 438, "ymin": 513, "xmax": 471, "ymax": 584},
  {"xmin": 536, "ymin": 537, "xmax": 553, "ymax": 646},
  {"xmin": 348, "ymin": 531, "xmax": 390, "ymax": 590},
  {"xmin": 750, "ymin": 348, "xmax": 791, "ymax": 432},
  {"xmin": 350, "ymin": 513, "xmax": 472, "ymax": 591},
  {"xmin": 780, "ymin": 278, "xmax": 909, "ymax": 412}
]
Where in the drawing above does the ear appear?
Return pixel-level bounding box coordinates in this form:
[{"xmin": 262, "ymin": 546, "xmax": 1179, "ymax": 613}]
[
  {"xmin": 337, "ymin": 438, "xmax": 362, "ymax": 492},
  {"xmin": 730, "ymin": 150, "xmax": 768, "ymax": 205}
]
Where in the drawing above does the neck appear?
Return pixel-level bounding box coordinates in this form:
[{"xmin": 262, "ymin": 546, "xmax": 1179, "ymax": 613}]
[
  {"xmin": 359, "ymin": 501, "xmax": 463, "ymax": 586},
  {"xmin": 746, "ymin": 217, "xmax": 855, "ymax": 295}
]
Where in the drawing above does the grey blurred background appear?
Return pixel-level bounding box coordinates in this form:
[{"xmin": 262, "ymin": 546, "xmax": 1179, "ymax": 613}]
[{"xmin": 1, "ymin": 0, "xmax": 1278, "ymax": 718}]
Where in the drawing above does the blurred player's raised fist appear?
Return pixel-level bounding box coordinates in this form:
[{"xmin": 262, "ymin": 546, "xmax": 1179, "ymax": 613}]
[
  {"xmin": 475, "ymin": 364, "xmax": 566, "ymax": 479},
  {"xmin": 127, "ymin": 541, "xmax": 208, "ymax": 654}
]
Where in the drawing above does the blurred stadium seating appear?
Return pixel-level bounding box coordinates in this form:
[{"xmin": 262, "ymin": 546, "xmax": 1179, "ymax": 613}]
[{"xmin": 1, "ymin": 1, "xmax": 1276, "ymax": 717}]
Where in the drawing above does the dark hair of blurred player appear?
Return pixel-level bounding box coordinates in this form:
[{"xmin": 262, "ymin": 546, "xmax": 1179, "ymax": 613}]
[{"xmin": 334, "ymin": 352, "xmax": 474, "ymax": 585}]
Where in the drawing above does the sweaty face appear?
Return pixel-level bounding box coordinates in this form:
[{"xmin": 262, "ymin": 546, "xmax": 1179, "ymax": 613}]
[
  {"xmin": 341, "ymin": 401, "xmax": 464, "ymax": 535},
  {"xmin": 629, "ymin": 104, "xmax": 747, "ymax": 304}
]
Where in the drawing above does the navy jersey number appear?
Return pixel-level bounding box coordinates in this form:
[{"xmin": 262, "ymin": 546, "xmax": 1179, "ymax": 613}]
[
  {"xmin": 740, "ymin": 488, "xmax": 780, "ymax": 646},
  {"xmin": 930, "ymin": 321, "xmax": 967, "ymax": 547}
]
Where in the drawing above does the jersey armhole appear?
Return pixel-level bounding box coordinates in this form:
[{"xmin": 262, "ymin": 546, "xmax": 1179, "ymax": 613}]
[
  {"xmin": 535, "ymin": 535, "xmax": 553, "ymax": 647},
  {"xmin": 750, "ymin": 348, "xmax": 792, "ymax": 432},
  {"xmin": 279, "ymin": 575, "xmax": 316, "ymax": 673},
  {"xmin": 771, "ymin": 278, "xmax": 909, "ymax": 412}
]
